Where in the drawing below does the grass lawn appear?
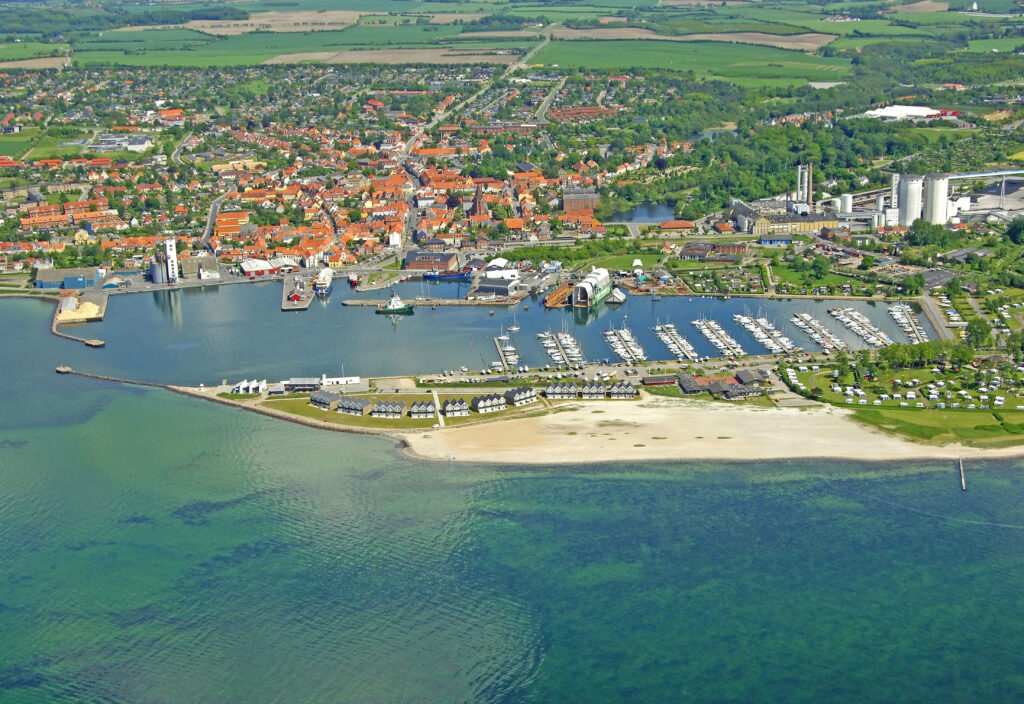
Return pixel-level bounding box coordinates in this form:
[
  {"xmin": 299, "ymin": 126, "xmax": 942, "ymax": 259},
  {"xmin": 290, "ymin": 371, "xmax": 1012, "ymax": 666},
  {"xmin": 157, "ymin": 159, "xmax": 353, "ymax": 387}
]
[
  {"xmin": 0, "ymin": 127, "xmax": 39, "ymax": 158},
  {"xmin": 962, "ymin": 37, "xmax": 1024, "ymax": 53},
  {"xmin": 262, "ymin": 397, "xmax": 438, "ymax": 429},
  {"xmin": 24, "ymin": 136, "xmax": 83, "ymax": 159},
  {"xmin": 771, "ymin": 263, "xmax": 854, "ymax": 288},
  {"xmin": 854, "ymin": 407, "xmax": 1024, "ymax": 447},
  {"xmin": 589, "ymin": 253, "xmax": 662, "ymax": 271}
]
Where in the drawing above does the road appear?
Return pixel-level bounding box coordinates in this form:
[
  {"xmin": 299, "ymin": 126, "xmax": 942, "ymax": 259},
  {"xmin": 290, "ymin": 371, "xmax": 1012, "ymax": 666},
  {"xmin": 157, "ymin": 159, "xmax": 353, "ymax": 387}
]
[
  {"xmin": 202, "ymin": 193, "xmax": 227, "ymax": 250},
  {"xmin": 400, "ymin": 28, "xmax": 555, "ymax": 161},
  {"xmin": 919, "ymin": 294, "xmax": 955, "ymax": 341},
  {"xmin": 535, "ymin": 76, "xmax": 566, "ymax": 125},
  {"xmin": 170, "ymin": 131, "xmax": 192, "ymax": 166}
]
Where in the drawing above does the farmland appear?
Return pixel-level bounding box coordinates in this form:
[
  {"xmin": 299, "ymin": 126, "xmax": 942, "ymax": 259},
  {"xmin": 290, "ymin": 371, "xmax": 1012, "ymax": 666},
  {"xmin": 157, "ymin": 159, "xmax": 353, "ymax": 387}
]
[
  {"xmin": 532, "ymin": 39, "xmax": 851, "ymax": 82},
  {"xmin": 70, "ymin": 25, "xmax": 537, "ymax": 66}
]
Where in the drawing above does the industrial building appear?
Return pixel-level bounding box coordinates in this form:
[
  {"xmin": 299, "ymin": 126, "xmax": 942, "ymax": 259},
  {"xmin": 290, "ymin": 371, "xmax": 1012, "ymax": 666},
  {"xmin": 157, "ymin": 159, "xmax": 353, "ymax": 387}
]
[
  {"xmin": 572, "ymin": 267, "xmax": 612, "ymax": 309},
  {"xmin": 34, "ymin": 266, "xmax": 101, "ymax": 289}
]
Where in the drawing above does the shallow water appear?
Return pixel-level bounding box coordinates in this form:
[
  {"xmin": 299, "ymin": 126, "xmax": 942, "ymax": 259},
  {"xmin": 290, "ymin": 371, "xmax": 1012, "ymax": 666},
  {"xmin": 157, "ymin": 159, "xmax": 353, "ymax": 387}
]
[{"xmin": 3, "ymin": 299, "xmax": 1022, "ymax": 703}]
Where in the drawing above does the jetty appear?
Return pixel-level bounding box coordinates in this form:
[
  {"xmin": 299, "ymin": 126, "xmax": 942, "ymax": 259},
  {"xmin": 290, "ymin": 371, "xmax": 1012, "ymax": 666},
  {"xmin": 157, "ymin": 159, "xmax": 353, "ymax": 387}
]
[
  {"xmin": 604, "ymin": 324, "xmax": 647, "ymax": 363},
  {"xmin": 493, "ymin": 335, "xmax": 520, "ymax": 371},
  {"xmin": 693, "ymin": 318, "xmax": 746, "ymax": 357},
  {"xmin": 652, "ymin": 323, "xmax": 699, "ymax": 362},
  {"xmin": 791, "ymin": 313, "xmax": 847, "ymax": 352},
  {"xmin": 960, "ymin": 457, "xmax": 966, "ymax": 491},
  {"xmin": 281, "ymin": 274, "xmax": 314, "ymax": 311},
  {"xmin": 543, "ymin": 282, "xmax": 573, "ymax": 309},
  {"xmin": 51, "ymin": 293, "xmax": 106, "ymax": 348}
]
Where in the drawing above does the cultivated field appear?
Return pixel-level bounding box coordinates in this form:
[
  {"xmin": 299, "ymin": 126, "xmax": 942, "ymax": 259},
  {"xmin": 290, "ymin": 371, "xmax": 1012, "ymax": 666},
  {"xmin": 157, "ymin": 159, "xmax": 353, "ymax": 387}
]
[
  {"xmin": 892, "ymin": 0, "xmax": 951, "ymax": 11},
  {"xmin": 324, "ymin": 48, "xmax": 520, "ymax": 64},
  {"xmin": 118, "ymin": 10, "xmax": 490, "ymax": 36},
  {"xmin": 533, "ymin": 39, "xmax": 850, "ymax": 83},
  {"xmin": 0, "ymin": 56, "xmax": 69, "ymax": 69},
  {"xmin": 550, "ymin": 27, "xmax": 835, "ymax": 51}
]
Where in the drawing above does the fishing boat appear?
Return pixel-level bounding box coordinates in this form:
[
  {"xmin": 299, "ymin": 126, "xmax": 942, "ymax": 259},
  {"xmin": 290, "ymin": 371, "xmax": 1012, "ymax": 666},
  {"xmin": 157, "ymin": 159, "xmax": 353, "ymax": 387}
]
[
  {"xmin": 376, "ymin": 289, "xmax": 414, "ymax": 315},
  {"xmin": 422, "ymin": 269, "xmax": 469, "ymax": 281},
  {"xmin": 313, "ymin": 268, "xmax": 333, "ymax": 296},
  {"xmin": 348, "ymin": 273, "xmax": 359, "ymax": 287}
]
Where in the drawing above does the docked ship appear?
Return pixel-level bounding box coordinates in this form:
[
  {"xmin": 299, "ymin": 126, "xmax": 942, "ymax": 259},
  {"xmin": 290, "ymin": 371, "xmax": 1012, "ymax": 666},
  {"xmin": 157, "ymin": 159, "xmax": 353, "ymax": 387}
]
[
  {"xmin": 348, "ymin": 273, "xmax": 359, "ymax": 287},
  {"xmin": 376, "ymin": 289, "xmax": 414, "ymax": 315},
  {"xmin": 422, "ymin": 269, "xmax": 469, "ymax": 281},
  {"xmin": 572, "ymin": 267, "xmax": 612, "ymax": 309},
  {"xmin": 313, "ymin": 268, "xmax": 333, "ymax": 296}
]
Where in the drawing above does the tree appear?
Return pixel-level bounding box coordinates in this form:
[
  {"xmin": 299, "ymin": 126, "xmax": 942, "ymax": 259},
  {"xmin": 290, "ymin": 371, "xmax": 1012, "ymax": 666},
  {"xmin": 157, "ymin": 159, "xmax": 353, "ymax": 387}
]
[
  {"xmin": 966, "ymin": 318, "xmax": 992, "ymax": 348},
  {"xmin": 1006, "ymin": 218, "xmax": 1024, "ymax": 245}
]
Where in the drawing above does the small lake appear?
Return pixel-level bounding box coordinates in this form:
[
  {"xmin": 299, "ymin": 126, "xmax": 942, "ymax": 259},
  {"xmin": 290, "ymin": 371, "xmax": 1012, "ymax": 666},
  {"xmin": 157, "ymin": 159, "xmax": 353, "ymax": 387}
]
[{"xmin": 608, "ymin": 204, "xmax": 676, "ymax": 223}]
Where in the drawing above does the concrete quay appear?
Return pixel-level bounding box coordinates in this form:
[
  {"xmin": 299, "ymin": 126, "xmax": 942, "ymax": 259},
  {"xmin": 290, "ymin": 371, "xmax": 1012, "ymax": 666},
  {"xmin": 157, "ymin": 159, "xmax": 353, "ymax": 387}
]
[{"xmin": 281, "ymin": 273, "xmax": 314, "ymax": 311}]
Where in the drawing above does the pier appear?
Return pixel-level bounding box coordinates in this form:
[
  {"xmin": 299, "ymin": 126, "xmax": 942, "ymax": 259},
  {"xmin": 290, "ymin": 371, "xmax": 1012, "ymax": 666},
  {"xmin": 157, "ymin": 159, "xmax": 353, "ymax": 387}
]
[
  {"xmin": 693, "ymin": 318, "xmax": 746, "ymax": 357},
  {"xmin": 51, "ymin": 292, "xmax": 107, "ymax": 348},
  {"xmin": 791, "ymin": 313, "xmax": 847, "ymax": 352},
  {"xmin": 604, "ymin": 325, "xmax": 647, "ymax": 363},
  {"xmin": 652, "ymin": 323, "xmax": 699, "ymax": 362},
  {"xmin": 493, "ymin": 337, "xmax": 514, "ymax": 371},
  {"xmin": 281, "ymin": 274, "xmax": 314, "ymax": 311},
  {"xmin": 960, "ymin": 458, "xmax": 967, "ymax": 491}
]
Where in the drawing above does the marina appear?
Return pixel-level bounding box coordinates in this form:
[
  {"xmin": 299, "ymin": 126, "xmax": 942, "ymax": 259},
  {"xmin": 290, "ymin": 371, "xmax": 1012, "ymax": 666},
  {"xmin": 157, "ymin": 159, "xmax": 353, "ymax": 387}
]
[
  {"xmin": 604, "ymin": 323, "xmax": 647, "ymax": 363},
  {"xmin": 829, "ymin": 307, "xmax": 895, "ymax": 348},
  {"xmin": 494, "ymin": 329, "xmax": 521, "ymax": 371},
  {"xmin": 652, "ymin": 323, "xmax": 700, "ymax": 362},
  {"xmin": 889, "ymin": 302, "xmax": 930, "ymax": 344},
  {"xmin": 693, "ymin": 318, "xmax": 746, "ymax": 358},
  {"xmin": 733, "ymin": 314, "xmax": 800, "ymax": 355},
  {"xmin": 48, "ymin": 281, "xmax": 938, "ymax": 385},
  {"xmin": 791, "ymin": 312, "xmax": 848, "ymax": 352}
]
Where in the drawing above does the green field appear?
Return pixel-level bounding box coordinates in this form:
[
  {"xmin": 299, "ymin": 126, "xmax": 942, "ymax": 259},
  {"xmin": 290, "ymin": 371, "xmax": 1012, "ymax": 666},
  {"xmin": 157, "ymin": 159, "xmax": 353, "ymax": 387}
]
[
  {"xmin": 0, "ymin": 41, "xmax": 67, "ymax": 61},
  {"xmin": 963, "ymin": 37, "xmax": 1024, "ymax": 53},
  {"xmin": 70, "ymin": 25, "xmax": 535, "ymax": 66},
  {"xmin": 854, "ymin": 407, "xmax": 1024, "ymax": 447},
  {"xmin": 533, "ymin": 40, "xmax": 850, "ymax": 82}
]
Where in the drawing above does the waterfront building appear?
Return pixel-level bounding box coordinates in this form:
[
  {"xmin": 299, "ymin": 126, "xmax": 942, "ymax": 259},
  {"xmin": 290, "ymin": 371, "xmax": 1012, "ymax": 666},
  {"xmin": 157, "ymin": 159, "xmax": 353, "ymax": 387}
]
[
  {"xmin": 609, "ymin": 382, "xmax": 637, "ymax": 399},
  {"xmin": 283, "ymin": 377, "xmax": 321, "ymax": 393},
  {"xmin": 581, "ymin": 382, "xmax": 606, "ymax": 399},
  {"xmin": 231, "ymin": 379, "xmax": 267, "ymax": 395},
  {"xmin": 503, "ymin": 386, "xmax": 538, "ymax": 407},
  {"xmin": 371, "ymin": 400, "xmax": 407, "ymax": 418},
  {"xmin": 404, "ymin": 250, "xmax": 459, "ymax": 272},
  {"xmin": 471, "ymin": 394, "xmax": 506, "ymax": 414},
  {"xmin": 33, "ymin": 266, "xmax": 100, "ymax": 290},
  {"xmin": 544, "ymin": 382, "xmax": 579, "ymax": 400},
  {"xmin": 337, "ymin": 397, "xmax": 372, "ymax": 416},
  {"xmin": 409, "ymin": 400, "xmax": 436, "ymax": 419},
  {"xmin": 164, "ymin": 238, "xmax": 178, "ymax": 282},
  {"xmin": 310, "ymin": 390, "xmax": 342, "ymax": 411},
  {"xmin": 441, "ymin": 399, "xmax": 470, "ymax": 417}
]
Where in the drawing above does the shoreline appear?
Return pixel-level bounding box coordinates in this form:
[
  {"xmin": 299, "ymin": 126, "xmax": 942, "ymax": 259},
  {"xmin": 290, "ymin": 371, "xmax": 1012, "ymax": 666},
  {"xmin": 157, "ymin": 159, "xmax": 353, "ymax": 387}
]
[{"xmin": 55, "ymin": 367, "xmax": 1024, "ymax": 464}]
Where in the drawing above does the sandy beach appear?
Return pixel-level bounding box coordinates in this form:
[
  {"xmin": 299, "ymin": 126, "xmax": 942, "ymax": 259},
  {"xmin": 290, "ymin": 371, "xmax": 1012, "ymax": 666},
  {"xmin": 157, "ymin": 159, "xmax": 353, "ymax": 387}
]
[{"xmin": 403, "ymin": 395, "xmax": 1024, "ymax": 464}]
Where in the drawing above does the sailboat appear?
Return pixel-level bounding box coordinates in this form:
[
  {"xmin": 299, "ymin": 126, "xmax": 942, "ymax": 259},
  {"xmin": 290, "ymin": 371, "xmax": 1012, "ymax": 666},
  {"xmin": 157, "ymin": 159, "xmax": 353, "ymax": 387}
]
[{"xmin": 507, "ymin": 313, "xmax": 520, "ymax": 332}]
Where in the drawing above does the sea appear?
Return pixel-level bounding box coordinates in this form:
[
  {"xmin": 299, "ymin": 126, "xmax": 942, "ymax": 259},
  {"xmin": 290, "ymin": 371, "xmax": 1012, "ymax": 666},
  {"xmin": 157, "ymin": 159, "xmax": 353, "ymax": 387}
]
[{"xmin": 4, "ymin": 293, "xmax": 1024, "ymax": 704}]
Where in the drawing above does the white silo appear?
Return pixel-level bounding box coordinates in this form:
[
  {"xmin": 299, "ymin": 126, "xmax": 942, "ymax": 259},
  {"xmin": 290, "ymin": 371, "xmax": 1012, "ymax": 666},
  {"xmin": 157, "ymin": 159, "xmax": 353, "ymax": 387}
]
[
  {"xmin": 872, "ymin": 212, "xmax": 884, "ymax": 229},
  {"xmin": 890, "ymin": 173, "xmax": 900, "ymax": 208},
  {"xmin": 898, "ymin": 175, "xmax": 924, "ymax": 226},
  {"xmin": 876, "ymin": 194, "xmax": 886, "ymax": 211},
  {"xmin": 840, "ymin": 194, "xmax": 854, "ymax": 212},
  {"xmin": 830, "ymin": 198, "xmax": 842, "ymax": 211},
  {"xmin": 923, "ymin": 174, "xmax": 949, "ymax": 225}
]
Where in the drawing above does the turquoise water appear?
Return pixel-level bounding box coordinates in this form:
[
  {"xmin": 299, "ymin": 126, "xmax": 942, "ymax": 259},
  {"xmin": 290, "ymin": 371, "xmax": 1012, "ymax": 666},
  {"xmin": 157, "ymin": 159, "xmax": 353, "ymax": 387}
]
[
  {"xmin": 4, "ymin": 298, "xmax": 1024, "ymax": 703},
  {"xmin": 52, "ymin": 282, "xmax": 933, "ymax": 385}
]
